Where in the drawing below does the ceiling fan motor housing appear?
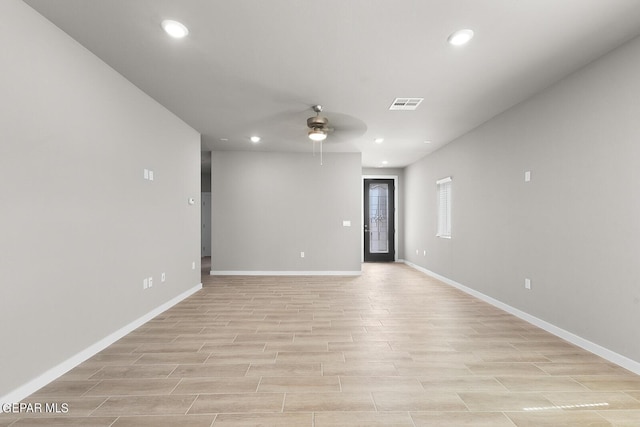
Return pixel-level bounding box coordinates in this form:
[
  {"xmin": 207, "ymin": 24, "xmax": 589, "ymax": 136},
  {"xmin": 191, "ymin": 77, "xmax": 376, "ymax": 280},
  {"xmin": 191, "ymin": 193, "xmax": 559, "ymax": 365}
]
[{"xmin": 307, "ymin": 115, "xmax": 329, "ymax": 129}]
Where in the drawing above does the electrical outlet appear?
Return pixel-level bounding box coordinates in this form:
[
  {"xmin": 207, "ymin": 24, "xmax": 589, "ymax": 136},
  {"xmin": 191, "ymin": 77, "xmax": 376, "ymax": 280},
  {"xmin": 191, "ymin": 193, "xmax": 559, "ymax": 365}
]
[
  {"xmin": 525, "ymin": 171, "xmax": 531, "ymax": 182},
  {"xmin": 144, "ymin": 169, "xmax": 149, "ymax": 180},
  {"xmin": 525, "ymin": 278, "xmax": 532, "ymax": 290},
  {"xmin": 148, "ymin": 170, "xmax": 154, "ymax": 181},
  {"xmin": 423, "ymin": 250, "xmax": 427, "ymax": 256},
  {"xmin": 300, "ymin": 252, "xmax": 305, "ymax": 258},
  {"xmin": 148, "ymin": 276, "xmax": 153, "ymax": 288},
  {"xmin": 192, "ymin": 261, "xmax": 196, "ymax": 270},
  {"xmin": 416, "ymin": 249, "xmax": 419, "ymax": 255},
  {"xmin": 143, "ymin": 278, "xmax": 148, "ymax": 289},
  {"xmin": 161, "ymin": 272, "xmax": 166, "ymax": 282}
]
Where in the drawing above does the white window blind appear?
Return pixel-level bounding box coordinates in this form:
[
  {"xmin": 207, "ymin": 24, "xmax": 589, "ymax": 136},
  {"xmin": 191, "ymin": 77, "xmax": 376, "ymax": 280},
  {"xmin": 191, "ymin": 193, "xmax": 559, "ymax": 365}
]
[{"xmin": 436, "ymin": 177, "xmax": 452, "ymax": 238}]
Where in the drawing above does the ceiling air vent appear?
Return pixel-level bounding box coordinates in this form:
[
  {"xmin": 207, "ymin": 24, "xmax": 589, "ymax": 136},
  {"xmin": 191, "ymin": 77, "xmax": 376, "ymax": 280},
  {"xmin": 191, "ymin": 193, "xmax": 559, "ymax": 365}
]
[{"xmin": 389, "ymin": 97, "xmax": 423, "ymax": 111}]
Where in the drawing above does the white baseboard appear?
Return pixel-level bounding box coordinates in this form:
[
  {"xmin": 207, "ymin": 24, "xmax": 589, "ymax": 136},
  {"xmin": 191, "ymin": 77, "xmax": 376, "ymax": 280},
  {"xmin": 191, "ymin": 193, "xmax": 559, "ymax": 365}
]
[
  {"xmin": 403, "ymin": 261, "xmax": 640, "ymax": 376},
  {"xmin": 211, "ymin": 270, "xmax": 361, "ymax": 276},
  {"xmin": 0, "ymin": 283, "xmax": 202, "ymax": 406}
]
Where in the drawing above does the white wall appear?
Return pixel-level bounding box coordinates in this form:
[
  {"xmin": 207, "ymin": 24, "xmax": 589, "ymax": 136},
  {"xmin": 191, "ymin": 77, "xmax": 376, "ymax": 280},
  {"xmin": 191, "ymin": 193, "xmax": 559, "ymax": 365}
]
[
  {"xmin": 404, "ymin": 35, "xmax": 640, "ymax": 364},
  {"xmin": 211, "ymin": 151, "xmax": 362, "ymax": 273},
  {"xmin": 0, "ymin": 0, "xmax": 201, "ymax": 397}
]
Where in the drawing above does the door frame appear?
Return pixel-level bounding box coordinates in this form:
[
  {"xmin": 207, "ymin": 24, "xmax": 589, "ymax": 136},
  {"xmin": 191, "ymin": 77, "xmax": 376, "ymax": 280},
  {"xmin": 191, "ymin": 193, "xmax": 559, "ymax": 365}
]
[
  {"xmin": 361, "ymin": 175, "xmax": 399, "ymax": 262},
  {"xmin": 201, "ymin": 192, "xmax": 212, "ymax": 257}
]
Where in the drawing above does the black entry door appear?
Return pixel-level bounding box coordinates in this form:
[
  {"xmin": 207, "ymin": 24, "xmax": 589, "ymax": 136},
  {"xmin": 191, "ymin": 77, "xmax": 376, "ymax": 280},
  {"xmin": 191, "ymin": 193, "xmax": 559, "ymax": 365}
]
[{"xmin": 364, "ymin": 179, "xmax": 395, "ymax": 262}]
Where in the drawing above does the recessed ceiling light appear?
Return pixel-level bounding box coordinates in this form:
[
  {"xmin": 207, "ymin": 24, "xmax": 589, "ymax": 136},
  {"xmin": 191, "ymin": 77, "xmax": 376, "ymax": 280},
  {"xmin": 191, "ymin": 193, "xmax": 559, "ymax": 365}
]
[
  {"xmin": 250, "ymin": 136, "xmax": 261, "ymax": 143},
  {"xmin": 424, "ymin": 140, "xmax": 432, "ymax": 144},
  {"xmin": 381, "ymin": 160, "xmax": 389, "ymax": 165},
  {"xmin": 447, "ymin": 29, "xmax": 474, "ymax": 46},
  {"xmin": 161, "ymin": 20, "xmax": 189, "ymax": 39},
  {"xmin": 220, "ymin": 138, "xmax": 229, "ymax": 142},
  {"xmin": 374, "ymin": 138, "xmax": 384, "ymax": 144}
]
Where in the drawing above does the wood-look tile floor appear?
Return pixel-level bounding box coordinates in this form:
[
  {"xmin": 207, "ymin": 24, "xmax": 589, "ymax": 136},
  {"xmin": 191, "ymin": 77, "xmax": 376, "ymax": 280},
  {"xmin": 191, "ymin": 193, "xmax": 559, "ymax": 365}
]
[{"xmin": 3, "ymin": 262, "xmax": 640, "ymax": 426}]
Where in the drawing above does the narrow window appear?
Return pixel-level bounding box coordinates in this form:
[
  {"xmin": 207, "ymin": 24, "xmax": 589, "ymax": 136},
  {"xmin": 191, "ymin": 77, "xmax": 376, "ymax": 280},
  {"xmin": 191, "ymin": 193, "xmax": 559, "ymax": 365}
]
[{"xmin": 436, "ymin": 177, "xmax": 452, "ymax": 238}]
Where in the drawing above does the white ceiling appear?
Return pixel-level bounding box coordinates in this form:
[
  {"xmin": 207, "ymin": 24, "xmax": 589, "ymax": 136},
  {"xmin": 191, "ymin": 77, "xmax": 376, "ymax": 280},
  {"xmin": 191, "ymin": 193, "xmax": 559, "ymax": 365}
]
[{"xmin": 24, "ymin": 0, "xmax": 640, "ymax": 169}]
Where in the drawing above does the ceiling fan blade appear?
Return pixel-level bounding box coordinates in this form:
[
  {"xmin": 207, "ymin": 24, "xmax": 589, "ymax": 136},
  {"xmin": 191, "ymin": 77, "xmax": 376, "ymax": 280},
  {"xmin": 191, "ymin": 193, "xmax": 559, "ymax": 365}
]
[{"xmin": 320, "ymin": 112, "xmax": 367, "ymax": 143}]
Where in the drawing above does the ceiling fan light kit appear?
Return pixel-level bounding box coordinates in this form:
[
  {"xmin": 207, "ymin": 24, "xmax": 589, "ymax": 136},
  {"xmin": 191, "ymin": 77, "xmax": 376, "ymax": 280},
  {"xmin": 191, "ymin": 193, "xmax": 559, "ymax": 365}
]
[{"xmin": 308, "ymin": 128, "xmax": 327, "ymax": 141}]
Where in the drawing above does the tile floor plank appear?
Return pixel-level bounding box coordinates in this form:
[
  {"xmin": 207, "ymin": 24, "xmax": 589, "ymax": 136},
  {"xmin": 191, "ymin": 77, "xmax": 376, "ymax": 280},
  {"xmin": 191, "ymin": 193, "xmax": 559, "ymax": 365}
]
[
  {"xmin": 188, "ymin": 393, "xmax": 284, "ymax": 414},
  {"xmin": 91, "ymin": 395, "xmax": 197, "ymax": 416},
  {"xmin": 411, "ymin": 411, "xmax": 515, "ymax": 426}
]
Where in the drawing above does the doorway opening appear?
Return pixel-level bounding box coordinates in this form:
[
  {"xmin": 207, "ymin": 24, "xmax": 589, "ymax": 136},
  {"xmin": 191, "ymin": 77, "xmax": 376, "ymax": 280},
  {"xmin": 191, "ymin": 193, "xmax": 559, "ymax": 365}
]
[{"xmin": 201, "ymin": 192, "xmax": 211, "ymax": 258}]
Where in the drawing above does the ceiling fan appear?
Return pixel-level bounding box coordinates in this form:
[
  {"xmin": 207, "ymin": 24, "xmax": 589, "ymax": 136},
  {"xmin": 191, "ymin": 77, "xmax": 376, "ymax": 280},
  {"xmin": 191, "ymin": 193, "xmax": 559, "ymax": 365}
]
[
  {"xmin": 307, "ymin": 105, "xmax": 331, "ymax": 142},
  {"xmin": 251, "ymin": 103, "xmax": 366, "ymax": 165},
  {"xmin": 306, "ymin": 105, "xmax": 334, "ymax": 165}
]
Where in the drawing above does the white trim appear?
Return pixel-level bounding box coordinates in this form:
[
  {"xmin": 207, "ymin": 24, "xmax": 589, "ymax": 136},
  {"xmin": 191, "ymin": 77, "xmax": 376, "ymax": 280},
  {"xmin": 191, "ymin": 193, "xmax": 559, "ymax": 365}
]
[
  {"xmin": 0, "ymin": 283, "xmax": 202, "ymax": 406},
  {"xmin": 362, "ymin": 175, "xmax": 399, "ymax": 262},
  {"xmin": 211, "ymin": 270, "xmax": 361, "ymax": 276},
  {"xmin": 403, "ymin": 260, "xmax": 640, "ymax": 375}
]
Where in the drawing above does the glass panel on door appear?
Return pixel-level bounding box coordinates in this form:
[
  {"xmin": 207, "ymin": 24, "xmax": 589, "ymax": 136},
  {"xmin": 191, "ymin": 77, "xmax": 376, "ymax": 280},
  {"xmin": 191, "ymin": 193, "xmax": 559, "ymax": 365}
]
[{"xmin": 369, "ymin": 183, "xmax": 389, "ymax": 253}]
